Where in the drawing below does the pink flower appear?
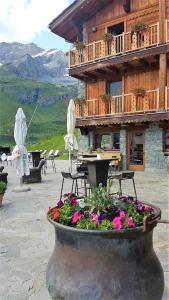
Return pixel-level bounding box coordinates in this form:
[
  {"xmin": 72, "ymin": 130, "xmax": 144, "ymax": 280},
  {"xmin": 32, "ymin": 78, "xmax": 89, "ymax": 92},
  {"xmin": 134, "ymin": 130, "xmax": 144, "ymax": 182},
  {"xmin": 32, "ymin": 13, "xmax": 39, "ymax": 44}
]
[
  {"xmin": 47, "ymin": 206, "xmax": 52, "ymax": 213},
  {"xmin": 125, "ymin": 217, "xmax": 135, "ymax": 228},
  {"xmin": 91, "ymin": 213, "xmax": 100, "ymax": 225},
  {"xmin": 119, "ymin": 211, "xmax": 125, "ymax": 218},
  {"xmin": 112, "ymin": 217, "xmax": 123, "ymax": 231},
  {"xmin": 72, "ymin": 211, "xmax": 84, "ymax": 224}
]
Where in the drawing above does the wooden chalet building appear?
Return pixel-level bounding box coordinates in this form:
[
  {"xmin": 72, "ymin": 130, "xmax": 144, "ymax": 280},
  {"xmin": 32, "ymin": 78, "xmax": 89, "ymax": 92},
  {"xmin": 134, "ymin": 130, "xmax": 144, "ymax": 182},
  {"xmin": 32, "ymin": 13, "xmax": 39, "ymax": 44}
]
[{"xmin": 49, "ymin": 0, "xmax": 169, "ymax": 172}]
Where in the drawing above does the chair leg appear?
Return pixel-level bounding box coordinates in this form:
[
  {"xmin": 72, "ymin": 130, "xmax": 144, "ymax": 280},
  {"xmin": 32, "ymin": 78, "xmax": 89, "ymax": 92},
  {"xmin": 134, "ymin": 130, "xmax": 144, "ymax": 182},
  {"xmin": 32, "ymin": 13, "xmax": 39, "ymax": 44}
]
[
  {"xmin": 71, "ymin": 180, "xmax": 74, "ymax": 193},
  {"xmin": 84, "ymin": 179, "xmax": 87, "ymax": 197},
  {"xmin": 53, "ymin": 160, "xmax": 56, "ymax": 173},
  {"xmin": 119, "ymin": 179, "xmax": 122, "ymax": 196},
  {"xmin": 76, "ymin": 179, "xmax": 78, "ymax": 196},
  {"xmin": 132, "ymin": 178, "xmax": 137, "ymax": 199},
  {"xmin": 60, "ymin": 178, "xmax": 64, "ymax": 200}
]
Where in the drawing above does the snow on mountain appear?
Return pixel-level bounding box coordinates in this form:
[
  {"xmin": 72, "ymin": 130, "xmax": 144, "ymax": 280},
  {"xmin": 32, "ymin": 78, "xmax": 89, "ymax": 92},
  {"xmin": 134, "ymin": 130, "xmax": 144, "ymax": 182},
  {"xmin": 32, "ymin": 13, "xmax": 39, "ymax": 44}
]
[{"xmin": 0, "ymin": 42, "xmax": 75, "ymax": 85}]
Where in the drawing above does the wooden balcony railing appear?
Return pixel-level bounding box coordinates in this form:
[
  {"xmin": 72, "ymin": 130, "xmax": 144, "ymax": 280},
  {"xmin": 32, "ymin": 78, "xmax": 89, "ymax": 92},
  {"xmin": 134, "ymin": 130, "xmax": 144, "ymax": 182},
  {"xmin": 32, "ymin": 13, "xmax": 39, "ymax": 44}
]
[
  {"xmin": 70, "ymin": 23, "xmax": 159, "ymax": 67},
  {"xmin": 76, "ymin": 89, "xmax": 160, "ymax": 118},
  {"xmin": 166, "ymin": 20, "xmax": 169, "ymax": 42},
  {"xmin": 165, "ymin": 87, "xmax": 169, "ymax": 110}
]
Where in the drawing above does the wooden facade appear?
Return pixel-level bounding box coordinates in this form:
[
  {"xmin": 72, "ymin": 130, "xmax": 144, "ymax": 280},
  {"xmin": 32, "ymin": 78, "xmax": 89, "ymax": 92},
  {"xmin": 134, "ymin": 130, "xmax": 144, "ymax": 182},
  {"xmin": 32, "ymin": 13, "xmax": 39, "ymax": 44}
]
[{"xmin": 50, "ymin": 0, "xmax": 169, "ymax": 172}]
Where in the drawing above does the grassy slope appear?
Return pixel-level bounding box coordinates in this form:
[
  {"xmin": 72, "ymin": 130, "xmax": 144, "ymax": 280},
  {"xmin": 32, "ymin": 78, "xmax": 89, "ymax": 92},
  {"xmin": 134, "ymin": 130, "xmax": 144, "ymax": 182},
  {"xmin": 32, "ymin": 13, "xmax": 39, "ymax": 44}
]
[{"xmin": 0, "ymin": 67, "xmax": 70, "ymax": 148}]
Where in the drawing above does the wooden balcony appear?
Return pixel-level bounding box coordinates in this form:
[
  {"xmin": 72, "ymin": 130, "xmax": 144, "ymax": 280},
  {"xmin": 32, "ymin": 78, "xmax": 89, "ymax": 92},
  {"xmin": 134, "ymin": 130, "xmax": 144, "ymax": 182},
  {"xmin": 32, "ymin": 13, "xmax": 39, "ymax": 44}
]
[
  {"xmin": 166, "ymin": 20, "xmax": 169, "ymax": 42},
  {"xmin": 165, "ymin": 87, "xmax": 169, "ymax": 110},
  {"xmin": 70, "ymin": 23, "xmax": 159, "ymax": 67},
  {"xmin": 76, "ymin": 89, "xmax": 161, "ymax": 118}
]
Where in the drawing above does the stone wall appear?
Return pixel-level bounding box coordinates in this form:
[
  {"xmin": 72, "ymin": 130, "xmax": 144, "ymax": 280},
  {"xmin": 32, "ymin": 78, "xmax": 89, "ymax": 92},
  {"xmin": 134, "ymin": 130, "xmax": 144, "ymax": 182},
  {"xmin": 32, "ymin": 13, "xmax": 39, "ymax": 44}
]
[
  {"xmin": 120, "ymin": 129, "xmax": 127, "ymax": 170},
  {"xmin": 145, "ymin": 124, "xmax": 169, "ymax": 173}
]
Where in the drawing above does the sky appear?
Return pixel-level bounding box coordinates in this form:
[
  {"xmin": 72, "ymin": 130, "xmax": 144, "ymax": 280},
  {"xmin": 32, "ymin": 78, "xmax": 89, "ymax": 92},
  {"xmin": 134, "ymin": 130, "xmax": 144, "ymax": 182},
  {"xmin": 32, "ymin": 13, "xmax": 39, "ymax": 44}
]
[{"xmin": 0, "ymin": 0, "xmax": 74, "ymax": 52}]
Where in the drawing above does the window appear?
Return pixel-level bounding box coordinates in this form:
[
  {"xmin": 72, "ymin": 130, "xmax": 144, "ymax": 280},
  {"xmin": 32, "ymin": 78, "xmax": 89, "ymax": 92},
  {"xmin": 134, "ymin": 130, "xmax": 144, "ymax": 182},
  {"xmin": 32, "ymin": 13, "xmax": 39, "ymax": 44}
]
[
  {"xmin": 95, "ymin": 133, "xmax": 120, "ymax": 150},
  {"xmin": 108, "ymin": 81, "xmax": 122, "ymax": 96},
  {"xmin": 164, "ymin": 129, "xmax": 169, "ymax": 152}
]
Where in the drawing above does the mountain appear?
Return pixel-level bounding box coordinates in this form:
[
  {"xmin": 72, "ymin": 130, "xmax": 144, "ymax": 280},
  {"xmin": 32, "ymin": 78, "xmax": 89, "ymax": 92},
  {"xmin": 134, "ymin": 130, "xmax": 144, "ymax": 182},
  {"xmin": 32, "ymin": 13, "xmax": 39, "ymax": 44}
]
[
  {"xmin": 0, "ymin": 42, "xmax": 74, "ymax": 85},
  {"xmin": 0, "ymin": 67, "xmax": 77, "ymax": 145}
]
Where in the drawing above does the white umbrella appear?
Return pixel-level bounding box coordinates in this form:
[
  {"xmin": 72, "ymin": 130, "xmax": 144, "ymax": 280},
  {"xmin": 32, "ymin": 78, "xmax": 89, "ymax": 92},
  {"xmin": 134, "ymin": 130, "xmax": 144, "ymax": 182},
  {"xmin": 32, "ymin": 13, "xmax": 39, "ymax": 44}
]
[
  {"xmin": 12, "ymin": 108, "xmax": 30, "ymax": 191},
  {"xmin": 64, "ymin": 99, "xmax": 78, "ymax": 172}
]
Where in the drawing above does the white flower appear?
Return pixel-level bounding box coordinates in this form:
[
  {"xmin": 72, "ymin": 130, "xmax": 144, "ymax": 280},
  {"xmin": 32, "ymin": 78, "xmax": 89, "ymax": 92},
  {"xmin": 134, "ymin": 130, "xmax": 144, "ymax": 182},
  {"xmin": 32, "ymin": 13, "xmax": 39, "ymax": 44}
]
[{"xmin": 77, "ymin": 199, "xmax": 86, "ymax": 208}]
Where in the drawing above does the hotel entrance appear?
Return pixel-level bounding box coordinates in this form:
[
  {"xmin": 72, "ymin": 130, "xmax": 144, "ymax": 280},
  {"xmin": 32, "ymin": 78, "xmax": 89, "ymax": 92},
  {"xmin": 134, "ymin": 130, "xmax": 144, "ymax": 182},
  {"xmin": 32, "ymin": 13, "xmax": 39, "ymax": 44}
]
[{"xmin": 127, "ymin": 129, "xmax": 145, "ymax": 171}]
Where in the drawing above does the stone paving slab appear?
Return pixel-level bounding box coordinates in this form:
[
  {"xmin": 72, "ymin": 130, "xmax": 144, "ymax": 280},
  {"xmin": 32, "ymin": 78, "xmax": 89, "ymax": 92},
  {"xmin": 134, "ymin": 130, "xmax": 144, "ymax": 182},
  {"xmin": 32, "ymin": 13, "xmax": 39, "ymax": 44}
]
[{"xmin": 0, "ymin": 161, "xmax": 169, "ymax": 300}]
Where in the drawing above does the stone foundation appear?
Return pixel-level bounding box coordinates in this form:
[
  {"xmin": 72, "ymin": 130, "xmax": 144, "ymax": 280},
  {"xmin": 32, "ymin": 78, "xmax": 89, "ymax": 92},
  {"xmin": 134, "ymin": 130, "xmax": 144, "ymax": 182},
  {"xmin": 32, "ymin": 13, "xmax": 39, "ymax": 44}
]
[{"xmin": 145, "ymin": 124, "xmax": 169, "ymax": 173}]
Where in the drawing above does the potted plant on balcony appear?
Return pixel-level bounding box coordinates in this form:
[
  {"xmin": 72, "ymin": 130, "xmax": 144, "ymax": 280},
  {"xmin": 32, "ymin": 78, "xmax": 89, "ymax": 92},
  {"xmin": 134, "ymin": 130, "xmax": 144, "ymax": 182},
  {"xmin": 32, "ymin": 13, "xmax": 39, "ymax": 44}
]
[
  {"xmin": 74, "ymin": 96, "xmax": 86, "ymax": 105},
  {"xmin": 100, "ymin": 93, "xmax": 110, "ymax": 102},
  {"xmin": 46, "ymin": 187, "xmax": 164, "ymax": 300},
  {"xmin": 74, "ymin": 41, "xmax": 85, "ymax": 50},
  {"xmin": 0, "ymin": 181, "xmax": 7, "ymax": 207},
  {"xmin": 132, "ymin": 21, "xmax": 147, "ymax": 33},
  {"xmin": 132, "ymin": 88, "xmax": 146, "ymax": 97},
  {"xmin": 103, "ymin": 32, "xmax": 113, "ymax": 42}
]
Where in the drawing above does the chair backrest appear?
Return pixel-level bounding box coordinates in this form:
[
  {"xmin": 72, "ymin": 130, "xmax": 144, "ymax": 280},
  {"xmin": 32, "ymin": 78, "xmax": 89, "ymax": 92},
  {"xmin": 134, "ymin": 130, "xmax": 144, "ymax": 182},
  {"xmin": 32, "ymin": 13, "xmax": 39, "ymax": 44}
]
[
  {"xmin": 54, "ymin": 150, "xmax": 59, "ymax": 156},
  {"xmin": 0, "ymin": 166, "xmax": 4, "ymax": 172},
  {"xmin": 61, "ymin": 172, "xmax": 72, "ymax": 179},
  {"xmin": 38, "ymin": 159, "xmax": 46, "ymax": 169},
  {"xmin": 48, "ymin": 150, "xmax": 54, "ymax": 157},
  {"xmin": 121, "ymin": 171, "xmax": 134, "ymax": 179},
  {"xmin": 41, "ymin": 150, "xmax": 47, "ymax": 156}
]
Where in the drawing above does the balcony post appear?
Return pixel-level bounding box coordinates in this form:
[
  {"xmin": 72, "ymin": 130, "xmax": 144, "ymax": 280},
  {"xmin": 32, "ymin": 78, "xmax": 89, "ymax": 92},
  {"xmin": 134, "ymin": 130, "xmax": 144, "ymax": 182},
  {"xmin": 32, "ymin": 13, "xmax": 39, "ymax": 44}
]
[
  {"xmin": 159, "ymin": 0, "xmax": 166, "ymax": 44},
  {"xmin": 159, "ymin": 53, "xmax": 167, "ymax": 110}
]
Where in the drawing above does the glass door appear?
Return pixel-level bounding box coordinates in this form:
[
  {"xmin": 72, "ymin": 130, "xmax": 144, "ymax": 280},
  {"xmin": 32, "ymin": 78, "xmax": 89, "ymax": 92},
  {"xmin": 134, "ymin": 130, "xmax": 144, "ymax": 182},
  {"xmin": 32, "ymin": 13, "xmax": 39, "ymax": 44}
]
[{"xmin": 128, "ymin": 130, "xmax": 145, "ymax": 171}]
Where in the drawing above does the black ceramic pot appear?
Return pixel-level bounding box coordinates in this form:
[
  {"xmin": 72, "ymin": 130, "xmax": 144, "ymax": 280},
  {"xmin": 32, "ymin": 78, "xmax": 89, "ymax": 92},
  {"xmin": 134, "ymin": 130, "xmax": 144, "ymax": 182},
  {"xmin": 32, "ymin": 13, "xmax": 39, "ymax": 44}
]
[{"xmin": 46, "ymin": 204, "xmax": 164, "ymax": 300}]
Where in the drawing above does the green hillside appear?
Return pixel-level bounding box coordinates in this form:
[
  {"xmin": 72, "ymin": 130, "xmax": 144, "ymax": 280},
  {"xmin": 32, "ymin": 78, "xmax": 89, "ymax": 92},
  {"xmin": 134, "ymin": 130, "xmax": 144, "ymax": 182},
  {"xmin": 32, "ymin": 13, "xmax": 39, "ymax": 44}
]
[{"xmin": 0, "ymin": 67, "xmax": 77, "ymax": 146}]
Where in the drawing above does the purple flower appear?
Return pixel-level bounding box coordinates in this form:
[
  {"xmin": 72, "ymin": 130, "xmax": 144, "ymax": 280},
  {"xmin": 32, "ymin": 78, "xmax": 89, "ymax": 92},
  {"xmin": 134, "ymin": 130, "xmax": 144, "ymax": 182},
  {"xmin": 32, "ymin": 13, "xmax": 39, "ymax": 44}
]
[
  {"xmin": 98, "ymin": 212, "xmax": 107, "ymax": 221},
  {"xmin": 56, "ymin": 200, "xmax": 64, "ymax": 208},
  {"xmin": 70, "ymin": 197, "xmax": 78, "ymax": 206}
]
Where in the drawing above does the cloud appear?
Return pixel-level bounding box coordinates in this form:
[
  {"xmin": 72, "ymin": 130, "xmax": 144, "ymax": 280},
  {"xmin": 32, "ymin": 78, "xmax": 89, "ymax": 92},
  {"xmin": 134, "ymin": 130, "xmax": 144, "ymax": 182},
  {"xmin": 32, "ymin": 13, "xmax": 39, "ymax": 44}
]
[{"xmin": 0, "ymin": 0, "xmax": 69, "ymax": 43}]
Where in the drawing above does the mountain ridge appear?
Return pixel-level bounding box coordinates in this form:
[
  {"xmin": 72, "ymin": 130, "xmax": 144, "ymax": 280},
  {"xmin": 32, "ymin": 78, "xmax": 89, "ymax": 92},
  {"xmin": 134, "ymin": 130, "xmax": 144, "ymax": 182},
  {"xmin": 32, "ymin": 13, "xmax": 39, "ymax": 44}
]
[{"xmin": 0, "ymin": 42, "xmax": 74, "ymax": 85}]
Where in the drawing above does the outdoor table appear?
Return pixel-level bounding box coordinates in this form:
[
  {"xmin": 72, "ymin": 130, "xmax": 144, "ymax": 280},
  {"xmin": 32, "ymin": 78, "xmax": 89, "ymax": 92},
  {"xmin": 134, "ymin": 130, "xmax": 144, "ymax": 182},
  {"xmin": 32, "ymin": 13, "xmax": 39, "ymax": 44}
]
[
  {"xmin": 30, "ymin": 151, "xmax": 42, "ymax": 167},
  {"xmin": 80, "ymin": 158, "xmax": 112, "ymax": 189}
]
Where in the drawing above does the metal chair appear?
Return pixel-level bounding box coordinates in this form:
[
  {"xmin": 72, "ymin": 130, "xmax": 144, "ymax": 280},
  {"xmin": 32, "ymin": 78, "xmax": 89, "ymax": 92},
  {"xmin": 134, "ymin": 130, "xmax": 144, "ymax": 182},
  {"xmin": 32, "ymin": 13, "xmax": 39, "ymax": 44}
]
[
  {"xmin": 108, "ymin": 171, "xmax": 137, "ymax": 199},
  {"xmin": 60, "ymin": 171, "xmax": 89, "ymax": 200}
]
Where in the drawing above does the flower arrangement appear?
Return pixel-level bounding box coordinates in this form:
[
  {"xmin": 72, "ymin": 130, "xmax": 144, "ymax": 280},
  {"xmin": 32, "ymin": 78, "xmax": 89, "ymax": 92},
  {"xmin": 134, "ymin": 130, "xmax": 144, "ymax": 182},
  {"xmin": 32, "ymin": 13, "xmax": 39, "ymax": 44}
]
[
  {"xmin": 132, "ymin": 21, "xmax": 147, "ymax": 32},
  {"xmin": 74, "ymin": 96, "xmax": 86, "ymax": 104},
  {"xmin": 0, "ymin": 181, "xmax": 7, "ymax": 194},
  {"xmin": 132, "ymin": 88, "xmax": 146, "ymax": 97},
  {"xmin": 47, "ymin": 185, "xmax": 154, "ymax": 231},
  {"xmin": 103, "ymin": 32, "xmax": 113, "ymax": 42},
  {"xmin": 100, "ymin": 93, "xmax": 110, "ymax": 101},
  {"xmin": 74, "ymin": 41, "xmax": 85, "ymax": 50}
]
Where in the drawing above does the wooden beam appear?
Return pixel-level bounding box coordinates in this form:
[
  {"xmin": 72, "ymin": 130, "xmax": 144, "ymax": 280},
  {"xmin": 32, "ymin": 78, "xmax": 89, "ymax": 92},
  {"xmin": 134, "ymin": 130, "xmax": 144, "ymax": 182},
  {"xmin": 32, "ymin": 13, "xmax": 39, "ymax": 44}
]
[
  {"xmin": 139, "ymin": 59, "xmax": 149, "ymax": 68},
  {"xmin": 105, "ymin": 66, "xmax": 119, "ymax": 73},
  {"xmin": 159, "ymin": 0, "xmax": 166, "ymax": 44},
  {"xmin": 159, "ymin": 53, "xmax": 167, "ymax": 110}
]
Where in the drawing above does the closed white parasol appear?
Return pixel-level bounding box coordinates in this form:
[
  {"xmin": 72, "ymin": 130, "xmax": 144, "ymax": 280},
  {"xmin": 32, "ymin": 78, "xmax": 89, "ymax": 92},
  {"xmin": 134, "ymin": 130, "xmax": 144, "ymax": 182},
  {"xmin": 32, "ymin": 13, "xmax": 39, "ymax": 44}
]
[
  {"xmin": 64, "ymin": 99, "xmax": 78, "ymax": 172},
  {"xmin": 13, "ymin": 108, "xmax": 30, "ymax": 191}
]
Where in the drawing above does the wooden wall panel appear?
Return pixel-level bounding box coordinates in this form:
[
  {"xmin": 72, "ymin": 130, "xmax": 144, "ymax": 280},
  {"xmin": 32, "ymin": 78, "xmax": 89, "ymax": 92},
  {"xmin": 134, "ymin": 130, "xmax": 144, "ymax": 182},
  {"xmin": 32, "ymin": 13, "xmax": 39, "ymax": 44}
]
[
  {"xmin": 124, "ymin": 68, "xmax": 159, "ymax": 93},
  {"xmin": 87, "ymin": 0, "xmax": 159, "ymax": 43},
  {"xmin": 130, "ymin": 0, "xmax": 158, "ymax": 11},
  {"xmin": 87, "ymin": 80, "xmax": 106, "ymax": 99}
]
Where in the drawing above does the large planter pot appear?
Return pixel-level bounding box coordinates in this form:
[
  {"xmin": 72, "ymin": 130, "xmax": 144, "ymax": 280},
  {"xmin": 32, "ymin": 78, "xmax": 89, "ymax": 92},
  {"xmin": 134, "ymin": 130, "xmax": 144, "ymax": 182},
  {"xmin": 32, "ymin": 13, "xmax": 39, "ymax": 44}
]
[
  {"xmin": 0, "ymin": 193, "xmax": 4, "ymax": 207},
  {"xmin": 46, "ymin": 204, "xmax": 164, "ymax": 300}
]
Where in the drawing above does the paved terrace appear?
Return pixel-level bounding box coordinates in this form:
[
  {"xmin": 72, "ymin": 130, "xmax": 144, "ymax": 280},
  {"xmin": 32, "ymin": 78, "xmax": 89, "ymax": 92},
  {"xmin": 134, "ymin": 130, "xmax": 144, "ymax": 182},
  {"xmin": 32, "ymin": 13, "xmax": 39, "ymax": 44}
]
[{"xmin": 0, "ymin": 161, "xmax": 169, "ymax": 300}]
